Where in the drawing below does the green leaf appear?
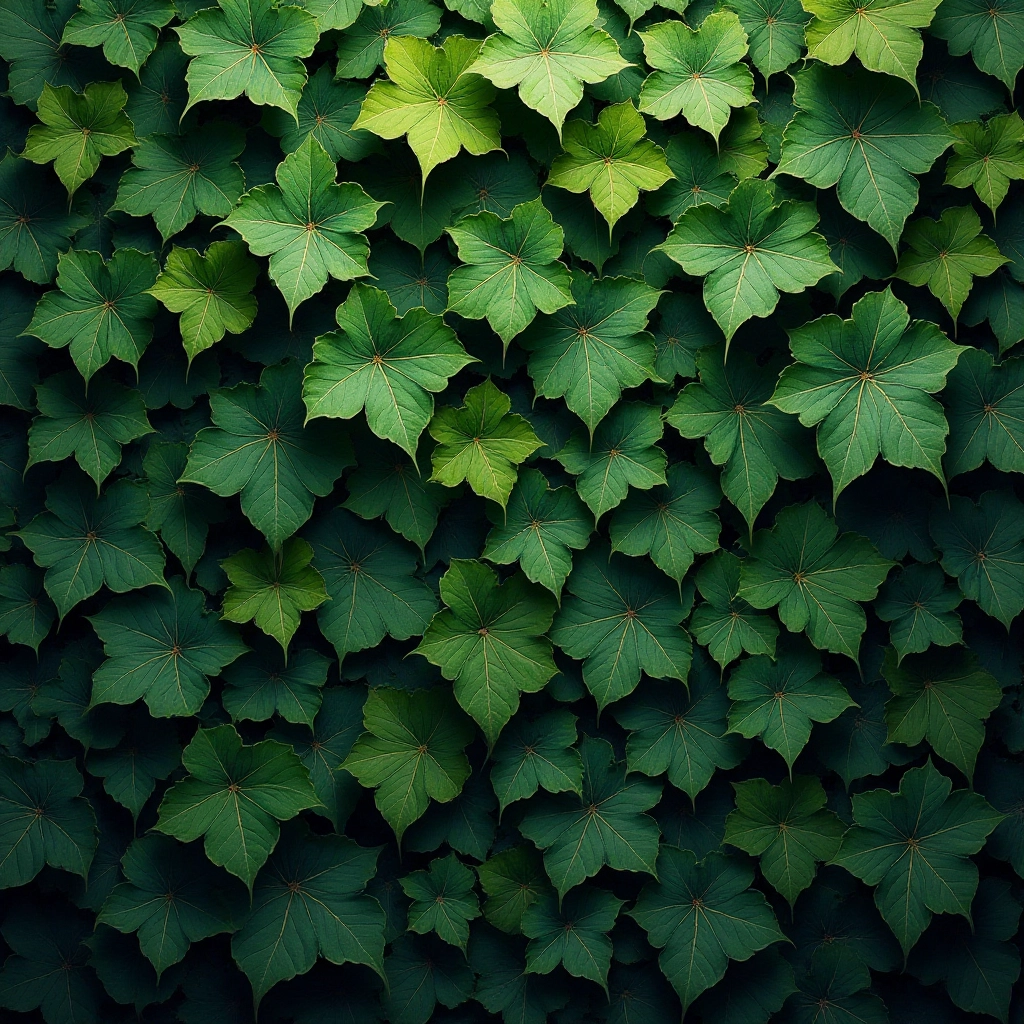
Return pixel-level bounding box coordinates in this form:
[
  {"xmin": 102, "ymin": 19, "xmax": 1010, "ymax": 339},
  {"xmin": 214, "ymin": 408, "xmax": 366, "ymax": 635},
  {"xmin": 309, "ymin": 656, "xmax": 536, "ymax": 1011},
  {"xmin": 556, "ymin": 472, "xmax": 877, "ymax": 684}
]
[
  {"xmin": 469, "ymin": 0, "xmax": 629, "ymax": 137},
  {"xmin": 125, "ymin": 37, "xmax": 190, "ymax": 136},
  {"xmin": 946, "ymin": 112, "xmax": 1024, "ymax": 214},
  {"xmin": 962, "ymin": 270, "xmax": 1024, "ymax": 355},
  {"xmin": 27, "ymin": 370, "xmax": 152, "ymax": 489},
  {"xmin": 291, "ymin": 0, "xmax": 362, "ymax": 31},
  {"xmin": 770, "ymin": 287, "xmax": 962, "ymax": 501},
  {"xmin": 832, "ymin": 758, "xmax": 1003, "ymax": 955},
  {"xmin": 341, "ymin": 687, "xmax": 473, "ymax": 844},
  {"xmin": 445, "ymin": 197, "xmax": 574, "ymax": 348},
  {"xmin": 25, "ymin": 247, "xmax": 159, "ymax": 382},
  {"xmin": 630, "ymin": 847, "xmax": 786, "ymax": 1014},
  {"xmin": 651, "ymin": 292, "xmax": 722, "ymax": 386},
  {"xmin": 520, "ymin": 273, "xmax": 662, "ymax": 434},
  {"xmin": 222, "ymin": 136, "xmax": 382, "ymax": 321},
  {"xmin": 638, "ymin": 11, "xmax": 755, "ymax": 141},
  {"xmin": 976, "ymin": 755, "xmax": 1024, "ymax": 896},
  {"xmin": 775, "ymin": 63, "xmax": 953, "ymax": 251},
  {"xmin": 368, "ymin": 236, "xmax": 452, "ymax": 315},
  {"xmin": 415, "ymin": 559, "xmax": 556, "ymax": 746},
  {"xmin": 726, "ymin": 0, "xmax": 810, "ymax": 79},
  {"xmin": 174, "ymin": 0, "xmax": 318, "ymax": 119},
  {"xmin": 303, "ymin": 283, "xmax": 474, "ymax": 458},
  {"xmin": 62, "ymin": 0, "xmax": 174, "ymax": 75},
  {"xmin": 783, "ymin": 944, "xmax": 888, "ymax": 1024},
  {"xmin": 739, "ymin": 502, "xmax": 894, "ymax": 662},
  {"xmin": 724, "ymin": 775, "xmax": 845, "ymax": 907},
  {"xmin": 519, "ymin": 736, "xmax": 661, "ymax": 900},
  {"xmin": 817, "ymin": 192, "xmax": 897, "ymax": 301},
  {"xmin": 182, "ymin": 360, "xmax": 354, "ymax": 549},
  {"xmin": 22, "ymin": 81, "xmax": 136, "ymax": 201},
  {"xmin": 478, "ymin": 845, "xmax": 551, "ymax": 934},
  {"xmin": 647, "ymin": 131, "xmax": 738, "ymax": 219},
  {"xmin": 335, "ymin": 0, "xmax": 442, "ymax": 80},
  {"xmin": 659, "ymin": 177, "xmax": 836, "ymax": 345},
  {"xmin": 0, "ymin": 565, "xmax": 55, "ymax": 654},
  {"xmin": 875, "ymin": 562, "xmax": 963, "ymax": 660},
  {"xmin": 932, "ymin": 0, "xmax": 1024, "ymax": 91},
  {"xmin": 382, "ymin": 934, "xmax": 473, "ymax": 1024},
  {"xmin": 221, "ymin": 538, "xmax": 328, "ymax": 654},
  {"xmin": 402, "ymin": 853, "xmax": 480, "ymax": 950},
  {"xmin": 428, "ymin": 378, "xmax": 545, "ymax": 507},
  {"xmin": 551, "ymin": 543, "xmax": 692, "ymax": 709}
]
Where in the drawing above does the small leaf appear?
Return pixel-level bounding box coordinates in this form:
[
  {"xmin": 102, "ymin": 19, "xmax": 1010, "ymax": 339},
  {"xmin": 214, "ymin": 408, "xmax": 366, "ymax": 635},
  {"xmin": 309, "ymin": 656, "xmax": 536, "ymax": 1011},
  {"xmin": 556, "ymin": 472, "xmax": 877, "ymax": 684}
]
[
  {"xmin": 402, "ymin": 853, "xmax": 481, "ymax": 951},
  {"xmin": 875, "ymin": 562, "xmax": 963, "ymax": 660},
  {"xmin": 62, "ymin": 0, "xmax": 174, "ymax": 75},
  {"xmin": 946, "ymin": 112, "xmax": 1024, "ymax": 214}
]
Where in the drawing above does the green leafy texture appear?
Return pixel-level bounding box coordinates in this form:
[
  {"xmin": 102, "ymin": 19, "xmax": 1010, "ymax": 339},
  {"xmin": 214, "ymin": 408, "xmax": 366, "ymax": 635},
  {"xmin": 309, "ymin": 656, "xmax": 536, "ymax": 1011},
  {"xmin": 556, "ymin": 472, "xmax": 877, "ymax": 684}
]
[
  {"xmin": 522, "ymin": 886, "xmax": 622, "ymax": 991},
  {"xmin": 727, "ymin": 641, "xmax": 856, "ymax": 772},
  {"xmin": 977, "ymin": 755, "xmax": 1024, "ymax": 880},
  {"xmin": 149, "ymin": 241, "xmax": 258, "ymax": 363},
  {"xmin": 0, "ymin": 755, "xmax": 97, "ymax": 887},
  {"xmin": 335, "ymin": 0, "xmax": 442, "ymax": 80},
  {"xmin": 27, "ymin": 370, "xmax": 152, "ymax": 489},
  {"xmin": 775, "ymin": 63, "xmax": 953, "ymax": 251},
  {"xmin": 155, "ymin": 723, "xmax": 319, "ymax": 889},
  {"xmin": 222, "ymin": 136, "xmax": 382, "ymax": 321},
  {"xmin": 303, "ymin": 283, "xmax": 475, "ymax": 458},
  {"xmin": 489, "ymin": 708, "xmax": 583, "ymax": 815},
  {"xmin": 875, "ymin": 562, "xmax": 963, "ymax": 660},
  {"xmin": 223, "ymin": 639, "xmax": 329, "ymax": 726},
  {"xmin": 402, "ymin": 853, "xmax": 480, "ymax": 950},
  {"xmin": 24, "ymin": 247, "xmax": 159, "ymax": 383},
  {"xmin": 62, "ymin": 0, "xmax": 174, "ymax": 75},
  {"xmin": 930, "ymin": 489, "xmax": 1024, "ymax": 628},
  {"xmin": 931, "ymin": 0, "xmax": 1024, "ymax": 91},
  {"xmin": 353, "ymin": 35, "xmax": 500, "ymax": 193},
  {"xmin": 519, "ymin": 273, "xmax": 662, "ymax": 435},
  {"xmin": 832, "ymin": 758, "xmax": 1003, "ymax": 955},
  {"xmin": 668, "ymin": 345, "xmax": 816, "ymax": 531},
  {"xmin": 481, "ymin": 468, "xmax": 593, "ymax": 599},
  {"xmin": 726, "ymin": 0, "xmax": 810, "ymax": 79},
  {"xmin": 659, "ymin": 177, "xmax": 835, "ymax": 345},
  {"xmin": 547, "ymin": 101, "xmax": 673, "ymax": 234},
  {"xmin": 946, "ymin": 112, "xmax": 1024, "ymax": 214},
  {"xmin": 650, "ymin": 291, "xmax": 722, "ymax": 383},
  {"xmin": 469, "ymin": 0, "xmax": 629, "ymax": 137},
  {"xmin": 551, "ymin": 543, "xmax": 692, "ymax": 710},
  {"xmin": 17, "ymin": 472, "xmax": 167, "ymax": 620},
  {"xmin": 630, "ymin": 846, "xmax": 787, "ymax": 1014},
  {"xmin": 723, "ymin": 775, "xmax": 845, "ymax": 907},
  {"xmin": 770, "ymin": 288, "xmax": 962, "ymax": 502},
  {"xmin": 638, "ymin": 11, "xmax": 756, "ymax": 141},
  {"xmin": 649, "ymin": 131, "xmax": 737, "ymax": 219},
  {"xmin": 555, "ymin": 401, "xmax": 667, "ymax": 520},
  {"xmin": 690, "ymin": 551, "xmax": 780, "ymax": 669},
  {"xmin": 230, "ymin": 821, "xmax": 385, "ymax": 1004},
  {"xmin": 341, "ymin": 687, "xmax": 473, "ymax": 844},
  {"xmin": 428, "ymin": 378, "xmax": 545, "ymax": 508},
  {"xmin": 477, "ymin": 845, "xmax": 551, "ymax": 934},
  {"xmin": 894, "ymin": 205, "xmax": 1007, "ymax": 320},
  {"xmin": 22, "ymin": 81, "xmax": 136, "ymax": 201},
  {"xmin": 519, "ymin": 735, "xmax": 661, "ymax": 900},
  {"xmin": 738, "ymin": 502, "xmax": 894, "ymax": 662},
  {"xmin": 783, "ymin": 943, "xmax": 888, "ymax": 1024},
  {"xmin": 368, "ymin": 236, "xmax": 452, "ymax": 315},
  {"xmin": 0, "ymin": 564, "xmax": 55, "ymax": 654},
  {"xmin": 182, "ymin": 360, "xmax": 353, "ymax": 549},
  {"xmin": 611, "ymin": 651, "xmax": 746, "ymax": 800},
  {"xmin": 445, "ymin": 197, "xmax": 574, "ymax": 348},
  {"xmin": 98, "ymin": 834, "xmax": 245, "ymax": 978},
  {"xmin": 306, "ymin": 506, "xmax": 437, "ymax": 663},
  {"xmin": 882, "ymin": 646, "xmax": 1002, "ymax": 781},
  {"xmin": 414, "ymin": 559, "xmax": 556, "ymax": 747},
  {"xmin": 381, "ymin": 933, "xmax": 474, "ymax": 1024},
  {"xmin": 220, "ymin": 538, "xmax": 328, "ymax": 654},
  {"xmin": 174, "ymin": 0, "xmax": 318, "ymax": 119}
]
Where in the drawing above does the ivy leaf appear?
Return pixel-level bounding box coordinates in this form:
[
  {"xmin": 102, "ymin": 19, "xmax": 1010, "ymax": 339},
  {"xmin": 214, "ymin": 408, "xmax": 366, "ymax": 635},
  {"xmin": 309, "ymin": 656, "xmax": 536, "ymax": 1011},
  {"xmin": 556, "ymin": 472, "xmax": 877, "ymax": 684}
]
[
  {"xmin": 659, "ymin": 177, "xmax": 835, "ymax": 345},
  {"xmin": 353, "ymin": 35, "xmax": 501, "ymax": 192},
  {"xmin": 445, "ymin": 197, "xmax": 574, "ymax": 348},
  {"xmin": 27, "ymin": 370, "xmax": 152, "ymax": 489},
  {"xmin": 520, "ymin": 273, "xmax": 662, "ymax": 435},
  {"xmin": 0, "ymin": 565, "xmax": 55, "ymax": 654},
  {"xmin": 668, "ymin": 345, "xmax": 816, "ymax": 531},
  {"xmin": 303, "ymin": 283, "xmax": 475, "ymax": 459},
  {"xmin": 519, "ymin": 736, "xmax": 661, "ymax": 900},
  {"xmin": 415, "ymin": 559, "xmax": 556, "ymax": 746},
  {"xmin": 775, "ymin": 64, "xmax": 953, "ymax": 251},
  {"xmin": 428, "ymin": 379, "xmax": 545, "ymax": 508},
  {"xmin": 724, "ymin": 776, "xmax": 845, "ymax": 907},
  {"xmin": 478, "ymin": 846, "xmax": 551, "ymax": 934},
  {"xmin": 931, "ymin": 0, "xmax": 1024, "ymax": 91},
  {"xmin": 402, "ymin": 853, "xmax": 480, "ymax": 951},
  {"xmin": 221, "ymin": 539, "xmax": 328, "ymax": 655},
  {"xmin": 469, "ymin": 0, "xmax": 629, "ymax": 137},
  {"xmin": 630, "ymin": 847, "xmax": 787, "ymax": 1014},
  {"xmin": 341, "ymin": 687, "xmax": 474, "ymax": 844},
  {"xmin": 335, "ymin": 0, "xmax": 442, "ymax": 80},
  {"xmin": 770, "ymin": 287, "xmax": 962, "ymax": 501},
  {"xmin": 946, "ymin": 112, "xmax": 1024, "ymax": 214},
  {"xmin": 638, "ymin": 11, "xmax": 755, "ymax": 141},
  {"xmin": 875, "ymin": 562, "xmax": 963, "ymax": 660},
  {"xmin": 22, "ymin": 81, "xmax": 136, "ymax": 201},
  {"xmin": 182, "ymin": 361, "xmax": 354, "ymax": 549},
  {"xmin": 726, "ymin": 0, "xmax": 810, "ymax": 79},
  {"xmin": 739, "ymin": 502, "xmax": 894, "ymax": 663},
  {"xmin": 727, "ymin": 640, "xmax": 856, "ymax": 772},
  {"xmin": 62, "ymin": 0, "xmax": 174, "ymax": 76},
  {"xmin": 551, "ymin": 543, "xmax": 692, "ymax": 710},
  {"xmin": 174, "ymin": 0, "xmax": 318, "ymax": 119},
  {"xmin": 222, "ymin": 136, "xmax": 383, "ymax": 321},
  {"xmin": 832, "ymin": 759, "xmax": 1003, "ymax": 955},
  {"xmin": 25, "ymin": 247, "xmax": 159, "ymax": 383}
]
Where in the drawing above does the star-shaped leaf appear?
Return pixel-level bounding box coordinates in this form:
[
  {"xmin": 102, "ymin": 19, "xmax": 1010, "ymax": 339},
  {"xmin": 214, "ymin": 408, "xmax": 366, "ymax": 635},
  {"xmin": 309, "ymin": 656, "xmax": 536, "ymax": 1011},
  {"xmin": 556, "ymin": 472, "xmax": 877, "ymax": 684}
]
[
  {"xmin": 478, "ymin": 846, "xmax": 551, "ymax": 934},
  {"xmin": 62, "ymin": 0, "xmax": 174, "ymax": 75},
  {"xmin": 402, "ymin": 853, "xmax": 480, "ymax": 951},
  {"xmin": 932, "ymin": 0, "xmax": 1024, "ymax": 91},
  {"xmin": 223, "ymin": 637, "xmax": 328, "ymax": 728},
  {"xmin": 726, "ymin": 0, "xmax": 810, "ymax": 79},
  {"xmin": 946, "ymin": 112, "xmax": 1024, "ymax": 214},
  {"xmin": 335, "ymin": 0, "xmax": 442, "ymax": 80},
  {"xmin": 875, "ymin": 562, "xmax": 963, "ymax": 660}
]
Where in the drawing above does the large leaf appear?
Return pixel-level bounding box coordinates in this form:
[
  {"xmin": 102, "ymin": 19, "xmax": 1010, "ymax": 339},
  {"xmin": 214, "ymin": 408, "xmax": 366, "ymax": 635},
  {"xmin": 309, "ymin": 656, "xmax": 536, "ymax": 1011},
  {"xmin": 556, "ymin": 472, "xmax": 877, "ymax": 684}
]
[{"xmin": 931, "ymin": 0, "xmax": 1024, "ymax": 91}]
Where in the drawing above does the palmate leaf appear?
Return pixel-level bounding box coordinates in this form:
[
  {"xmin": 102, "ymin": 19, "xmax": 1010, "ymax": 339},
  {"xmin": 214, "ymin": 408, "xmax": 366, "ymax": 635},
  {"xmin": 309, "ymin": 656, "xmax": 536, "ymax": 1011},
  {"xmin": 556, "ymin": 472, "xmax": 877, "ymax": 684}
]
[
  {"xmin": 402, "ymin": 853, "xmax": 480, "ymax": 951},
  {"xmin": 335, "ymin": 0, "xmax": 442, "ymax": 80},
  {"xmin": 382, "ymin": 933, "xmax": 473, "ymax": 1024},
  {"xmin": 0, "ymin": 565, "xmax": 55, "ymax": 654},
  {"xmin": 876, "ymin": 562, "xmax": 963, "ymax": 659},
  {"xmin": 223, "ymin": 637, "xmax": 329, "ymax": 726},
  {"xmin": 62, "ymin": 0, "xmax": 174, "ymax": 76},
  {"xmin": 783, "ymin": 944, "xmax": 888, "ymax": 1024},
  {"xmin": 726, "ymin": 0, "xmax": 810, "ymax": 79},
  {"xmin": 931, "ymin": 0, "xmax": 1024, "ymax": 91},
  {"xmin": 946, "ymin": 112, "xmax": 1024, "ymax": 213},
  {"xmin": 477, "ymin": 845, "xmax": 551, "ymax": 934},
  {"xmin": 472, "ymin": 926, "xmax": 568, "ymax": 1023}
]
